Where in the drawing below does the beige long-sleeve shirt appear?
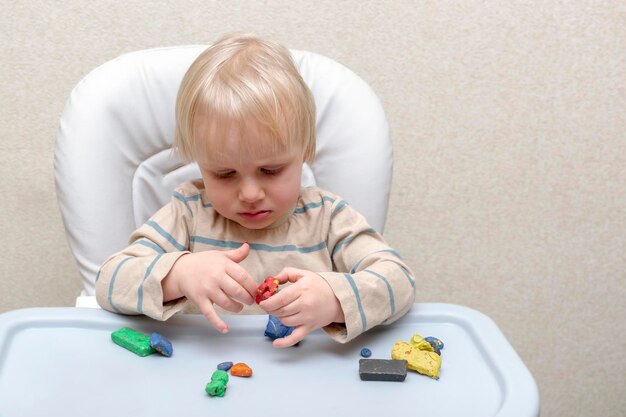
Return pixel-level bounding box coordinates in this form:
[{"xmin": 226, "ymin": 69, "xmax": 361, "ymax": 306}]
[{"xmin": 95, "ymin": 180, "xmax": 415, "ymax": 343}]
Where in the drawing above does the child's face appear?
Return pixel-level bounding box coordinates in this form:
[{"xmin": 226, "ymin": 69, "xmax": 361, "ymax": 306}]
[{"xmin": 196, "ymin": 124, "xmax": 304, "ymax": 230}]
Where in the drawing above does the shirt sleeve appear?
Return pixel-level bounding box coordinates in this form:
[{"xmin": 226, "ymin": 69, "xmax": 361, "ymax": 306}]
[
  {"xmin": 95, "ymin": 188, "xmax": 196, "ymax": 320},
  {"xmin": 318, "ymin": 197, "xmax": 416, "ymax": 343}
]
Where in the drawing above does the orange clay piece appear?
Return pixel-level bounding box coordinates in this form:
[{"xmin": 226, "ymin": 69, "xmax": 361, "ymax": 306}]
[
  {"xmin": 230, "ymin": 362, "xmax": 253, "ymax": 377},
  {"xmin": 256, "ymin": 276, "xmax": 280, "ymax": 304}
]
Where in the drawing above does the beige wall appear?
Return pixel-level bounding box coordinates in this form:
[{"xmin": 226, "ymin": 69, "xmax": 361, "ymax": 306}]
[{"xmin": 1, "ymin": 1, "xmax": 624, "ymax": 415}]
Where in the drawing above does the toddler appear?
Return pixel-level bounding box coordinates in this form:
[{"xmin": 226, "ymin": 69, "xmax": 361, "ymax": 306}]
[{"xmin": 95, "ymin": 33, "xmax": 415, "ymax": 347}]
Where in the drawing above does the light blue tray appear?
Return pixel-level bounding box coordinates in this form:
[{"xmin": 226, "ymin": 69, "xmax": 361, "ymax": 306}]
[{"xmin": 0, "ymin": 304, "xmax": 539, "ymax": 417}]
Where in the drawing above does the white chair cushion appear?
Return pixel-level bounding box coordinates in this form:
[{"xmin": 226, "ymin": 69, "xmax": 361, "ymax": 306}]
[{"xmin": 55, "ymin": 46, "xmax": 391, "ymax": 295}]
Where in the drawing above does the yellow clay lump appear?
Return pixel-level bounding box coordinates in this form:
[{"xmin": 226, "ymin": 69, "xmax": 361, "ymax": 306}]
[{"xmin": 391, "ymin": 332, "xmax": 442, "ymax": 379}]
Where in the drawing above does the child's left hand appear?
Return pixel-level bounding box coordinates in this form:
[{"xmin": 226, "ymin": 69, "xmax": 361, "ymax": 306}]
[{"xmin": 258, "ymin": 267, "xmax": 345, "ymax": 348}]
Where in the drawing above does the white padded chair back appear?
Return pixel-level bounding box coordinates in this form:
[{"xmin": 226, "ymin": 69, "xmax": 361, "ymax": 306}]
[{"xmin": 55, "ymin": 46, "xmax": 392, "ymax": 296}]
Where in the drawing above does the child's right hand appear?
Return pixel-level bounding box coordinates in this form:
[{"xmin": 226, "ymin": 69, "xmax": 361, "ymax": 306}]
[{"xmin": 161, "ymin": 242, "xmax": 256, "ymax": 333}]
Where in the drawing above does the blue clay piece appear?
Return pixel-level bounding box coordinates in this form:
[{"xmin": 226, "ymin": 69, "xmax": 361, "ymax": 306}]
[
  {"xmin": 425, "ymin": 336, "xmax": 444, "ymax": 349},
  {"xmin": 217, "ymin": 361, "xmax": 233, "ymax": 371},
  {"xmin": 149, "ymin": 332, "xmax": 173, "ymax": 357},
  {"xmin": 264, "ymin": 315, "xmax": 295, "ymax": 340},
  {"xmin": 425, "ymin": 336, "xmax": 444, "ymax": 355},
  {"xmin": 360, "ymin": 348, "xmax": 372, "ymax": 358}
]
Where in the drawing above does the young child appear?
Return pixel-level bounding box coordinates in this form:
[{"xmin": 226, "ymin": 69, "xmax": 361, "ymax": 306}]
[{"xmin": 95, "ymin": 33, "xmax": 415, "ymax": 348}]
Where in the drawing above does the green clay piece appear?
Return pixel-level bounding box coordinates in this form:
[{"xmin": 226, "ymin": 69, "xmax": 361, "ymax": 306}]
[
  {"xmin": 205, "ymin": 381, "xmax": 226, "ymax": 397},
  {"xmin": 211, "ymin": 370, "xmax": 229, "ymax": 385},
  {"xmin": 205, "ymin": 370, "xmax": 229, "ymax": 397},
  {"xmin": 111, "ymin": 327, "xmax": 157, "ymax": 357}
]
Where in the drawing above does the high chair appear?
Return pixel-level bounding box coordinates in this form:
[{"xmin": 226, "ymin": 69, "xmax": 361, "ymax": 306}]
[{"xmin": 49, "ymin": 45, "xmax": 539, "ymax": 417}]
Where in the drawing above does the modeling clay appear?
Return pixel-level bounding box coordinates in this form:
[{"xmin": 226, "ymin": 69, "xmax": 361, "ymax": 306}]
[
  {"xmin": 360, "ymin": 348, "xmax": 372, "ymax": 358},
  {"xmin": 410, "ymin": 333, "xmax": 435, "ymax": 352},
  {"xmin": 217, "ymin": 361, "xmax": 234, "ymax": 371},
  {"xmin": 149, "ymin": 332, "xmax": 173, "ymax": 357},
  {"xmin": 111, "ymin": 327, "xmax": 156, "ymax": 357},
  {"xmin": 205, "ymin": 370, "xmax": 229, "ymax": 397},
  {"xmin": 359, "ymin": 359, "xmax": 407, "ymax": 382},
  {"xmin": 230, "ymin": 362, "xmax": 253, "ymax": 377},
  {"xmin": 255, "ymin": 276, "xmax": 280, "ymax": 303},
  {"xmin": 212, "ymin": 369, "xmax": 229, "ymax": 385},
  {"xmin": 425, "ymin": 336, "xmax": 444, "ymax": 354},
  {"xmin": 264, "ymin": 315, "xmax": 295, "ymax": 340},
  {"xmin": 391, "ymin": 332, "xmax": 442, "ymax": 379}
]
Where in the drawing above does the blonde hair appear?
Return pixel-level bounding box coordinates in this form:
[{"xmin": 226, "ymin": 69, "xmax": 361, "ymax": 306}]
[{"xmin": 175, "ymin": 33, "xmax": 316, "ymax": 164}]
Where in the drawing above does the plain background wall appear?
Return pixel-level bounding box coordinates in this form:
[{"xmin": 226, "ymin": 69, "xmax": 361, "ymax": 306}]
[{"xmin": 1, "ymin": 1, "xmax": 624, "ymax": 415}]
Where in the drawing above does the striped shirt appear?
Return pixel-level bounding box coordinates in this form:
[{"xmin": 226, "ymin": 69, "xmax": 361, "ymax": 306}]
[{"xmin": 95, "ymin": 180, "xmax": 415, "ymax": 343}]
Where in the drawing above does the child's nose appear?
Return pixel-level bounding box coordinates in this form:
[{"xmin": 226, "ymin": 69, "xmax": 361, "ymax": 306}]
[{"xmin": 239, "ymin": 178, "xmax": 264, "ymax": 202}]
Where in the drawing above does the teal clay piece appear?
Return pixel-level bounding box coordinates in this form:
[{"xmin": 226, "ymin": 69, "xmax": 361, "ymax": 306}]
[
  {"xmin": 206, "ymin": 370, "xmax": 229, "ymax": 397},
  {"xmin": 111, "ymin": 327, "xmax": 156, "ymax": 357}
]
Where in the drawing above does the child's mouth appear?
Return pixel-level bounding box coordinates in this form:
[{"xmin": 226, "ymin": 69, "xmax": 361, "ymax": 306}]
[{"xmin": 239, "ymin": 210, "xmax": 272, "ymax": 221}]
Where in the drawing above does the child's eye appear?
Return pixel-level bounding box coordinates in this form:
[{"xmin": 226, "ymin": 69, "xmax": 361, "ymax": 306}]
[
  {"xmin": 260, "ymin": 167, "xmax": 283, "ymax": 176},
  {"xmin": 212, "ymin": 171, "xmax": 236, "ymax": 179}
]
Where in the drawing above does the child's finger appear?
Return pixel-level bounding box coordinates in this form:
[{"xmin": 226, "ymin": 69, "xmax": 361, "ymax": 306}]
[
  {"xmin": 272, "ymin": 326, "xmax": 308, "ymax": 348},
  {"xmin": 221, "ymin": 277, "xmax": 255, "ymax": 305},
  {"xmin": 222, "ymin": 241, "xmax": 250, "ymax": 263},
  {"xmin": 273, "ymin": 267, "xmax": 305, "ymax": 284},
  {"xmin": 264, "ymin": 303, "xmax": 300, "ymax": 319},
  {"xmin": 225, "ymin": 263, "xmax": 257, "ymax": 298},
  {"xmin": 274, "ymin": 312, "xmax": 302, "ymax": 327},
  {"xmin": 259, "ymin": 286, "xmax": 300, "ymax": 312},
  {"xmin": 197, "ymin": 300, "xmax": 229, "ymax": 334},
  {"xmin": 212, "ymin": 291, "xmax": 245, "ymax": 313}
]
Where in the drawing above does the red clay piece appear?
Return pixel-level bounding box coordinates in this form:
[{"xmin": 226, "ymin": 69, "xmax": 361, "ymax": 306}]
[{"xmin": 255, "ymin": 276, "xmax": 280, "ymax": 304}]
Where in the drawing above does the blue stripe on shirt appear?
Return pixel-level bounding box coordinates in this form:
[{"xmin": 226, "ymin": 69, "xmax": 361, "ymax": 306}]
[
  {"xmin": 332, "ymin": 228, "xmax": 377, "ymax": 257},
  {"xmin": 330, "ymin": 200, "xmax": 348, "ymax": 219},
  {"xmin": 354, "ymin": 256, "xmax": 415, "ymax": 289},
  {"xmin": 399, "ymin": 266, "xmax": 415, "ymax": 288},
  {"xmin": 351, "ymin": 249, "xmax": 402, "ymax": 273},
  {"xmin": 293, "ymin": 196, "xmax": 335, "ymax": 214},
  {"xmin": 172, "ymin": 191, "xmax": 213, "ymax": 209},
  {"xmin": 172, "ymin": 191, "xmax": 196, "ymax": 216},
  {"xmin": 146, "ymin": 220, "xmax": 186, "ymax": 251},
  {"xmin": 135, "ymin": 240, "xmax": 165, "ymax": 254},
  {"xmin": 108, "ymin": 257, "xmax": 133, "ymax": 313},
  {"xmin": 137, "ymin": 253, "xmax": 163, "ymax": 313},
  {"xmin": 343, "ymin": 273, "xmax": 367, "ymax": 333},
  {"xmin": 191, "ymin": 236, "xmax": 327, "ymax": 254},
  {"xmin": 364, "ymin": 269, "xmax": 396, "ymax": 316}
]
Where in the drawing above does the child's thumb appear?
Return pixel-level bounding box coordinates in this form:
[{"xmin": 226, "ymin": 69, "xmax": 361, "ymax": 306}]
[{"xmin": 224, "ymin": 242, "xmax": 250, "ymax": 263}]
